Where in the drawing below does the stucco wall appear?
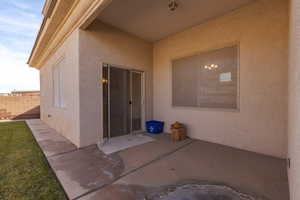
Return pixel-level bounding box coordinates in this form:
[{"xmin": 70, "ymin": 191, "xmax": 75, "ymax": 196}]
[
  {"xmin": 40, "ymin": 30, "xmax": 80, "ymax": 146},
  {"xmin": 78, "ymin": 20, "xmax": 153, "ymax": 147},
  {"xmin": 0, "ymin": 96, "xmax": 40, "ymax": 120},
  {"xmin": 153, "ymin": 0, "xmax": 288, "ymax": 158},
  {"xmin": 288, "ymin": 0, "xmax": 300, "ymax": 199}
]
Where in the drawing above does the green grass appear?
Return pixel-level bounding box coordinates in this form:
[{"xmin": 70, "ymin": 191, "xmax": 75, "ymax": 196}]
[{"xmin": 0, "ymin": 121, "xmax": 67, "ymax": 200}]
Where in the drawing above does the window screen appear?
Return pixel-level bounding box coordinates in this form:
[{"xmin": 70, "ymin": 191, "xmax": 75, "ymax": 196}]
[
  {"xmin": 172, "ymin": 45, "xmax": 238, "ymax": 109},
  {"xmin": 53, "ymin": 58, "xmax": 65, "ymax": 108}
]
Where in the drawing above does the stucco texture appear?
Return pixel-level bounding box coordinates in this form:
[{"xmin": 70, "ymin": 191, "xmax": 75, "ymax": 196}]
[
  {"xmin": 78, "ymin": 20, "xmax": 153, "ymax": 147},
  {"xmin": 0, "ymin": 96, "xmax": 40, "ymax": 120},
  {"xmin": 153, "ymin": 0, "xmax": 289, "ymax": 158},
  {"xmin": 288, "ymin": 0, "xmax": 300, "ymax": 199},
  {"xmin": 39, "ymin": 0, "xmax": 288, "ymax": 159},
  {"xmin": 40, "ymin": 30, "xmax": 80, "ymax": 147}
]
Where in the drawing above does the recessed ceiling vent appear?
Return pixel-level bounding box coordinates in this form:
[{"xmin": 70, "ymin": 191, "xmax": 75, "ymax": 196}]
[{"xmin": 168, "ymin": 0, "xmax": 178, "ymax": 11}]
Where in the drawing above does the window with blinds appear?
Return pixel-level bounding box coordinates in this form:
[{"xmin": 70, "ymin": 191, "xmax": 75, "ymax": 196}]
[
  {"xmin": 172, "ymin": 45, "xmax": 239, "ymax": 109},
  {"xmin": 52, "ymin": 57, "xmax": 65, "ymax": 108}
]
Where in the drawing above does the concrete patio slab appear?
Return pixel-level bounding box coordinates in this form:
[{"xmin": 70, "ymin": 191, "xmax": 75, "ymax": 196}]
[
  {"xmin": 26, "ymin": 120, "xmax": 289, "ymax": 200},
  {"xmin": 26, "ymin": 119, "xmax": 46, "ymax": 125},
  {"xmin": 99, "ymin": 134, "xmax": 155, "ymax": 155},
  {"xmin": 26, "ymin": 119, "xmax": 77, "ymax": 157},
  {"xmin": 48, "ymin": 145, "xmax": 124, "ymax": 199},
  {"xmin": 26, "ymin": 120, "xmax": 193, "ymax": 199},
  {"xmin": 26, "ymin": 119, "xmax": 49, "ymax": 128},
  {"xmin": 47, "ymin": 135, "xmax": 193, "ymax": 200},
  {"xmin": 80, "ymin": 140, "xmax": 289, "ymax": 200},
  {"xmin": 118, "ymin": 133, "xmax": 193, "ymax": 175}
]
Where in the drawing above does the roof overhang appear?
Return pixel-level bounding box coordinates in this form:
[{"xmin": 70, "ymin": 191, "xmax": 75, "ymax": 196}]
[
  {"xmin": 28, "ymin": 0, "xmax": 111, "ymax": 69},
  {"xmin": 28, "ymin": 0, "xmax": 253, "ymax": 69},
  {"xmin": 42, "ymin": 0, "xmax": 57, "ymax": 19},
  {"xmin": 97, "ymin": 0, "xmax": 253, "ymax": 42}
]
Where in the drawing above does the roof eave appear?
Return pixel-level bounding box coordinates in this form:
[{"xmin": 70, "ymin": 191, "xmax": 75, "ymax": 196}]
[
  {"xmin": 27, "ymin": 0, "xmax": 58, "ymax": 69},
  {"xmin": 27, "ymin": 0, "xmax": 112, "ymax": 69},
  {"xmin": 27, "ymin": 18, "xmax": 47, "ymax": 69}
]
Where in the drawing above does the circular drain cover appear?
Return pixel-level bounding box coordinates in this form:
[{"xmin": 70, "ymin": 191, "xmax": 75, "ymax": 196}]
[{"xmin": 148, "ymin": 184, "xmax": 260, "ymax": 200}]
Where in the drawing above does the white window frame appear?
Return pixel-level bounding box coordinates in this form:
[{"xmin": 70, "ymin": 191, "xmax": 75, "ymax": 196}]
[{"xmin": 52, "ymin": 57, "xmax": 66, "ymax": 109}]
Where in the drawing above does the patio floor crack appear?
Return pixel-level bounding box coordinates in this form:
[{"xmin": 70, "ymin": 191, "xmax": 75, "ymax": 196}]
[{"xmin": 72, "ymin": 140, "xmax": 195, "ymax": 200}]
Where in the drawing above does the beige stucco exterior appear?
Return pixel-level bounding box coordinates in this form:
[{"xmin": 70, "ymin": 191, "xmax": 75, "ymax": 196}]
[
  {"xmin": 153, "ymin": 0, "xmax": 288, "ymax": 158},
  {"xmin": 38, "ymin": 0, "xmax": 289, "ymax": 156},
  {"xmin": 38, "ymin": 0, "xmax": 289, "ymax": 157},
  {"xmin": 36, "ymin": 1, "xmax": 289, "ymax": 153},
  {"xmin": 78, "ymin": 20, "xmax": 153, "ymax": 147},
  {"xmin": 288, "ymin": 0, "xmax": 300, "ymax": 199},
  {"xmin": 29, "ymin": 0, "xmax": 300, "ymax": 199},
  {"xmin": 39, "ymin": 30, "xmax": 80, "ymax": 146}
]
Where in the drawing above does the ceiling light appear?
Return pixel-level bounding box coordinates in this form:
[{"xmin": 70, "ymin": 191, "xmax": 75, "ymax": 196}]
[
  {"xmin": 203, "ymin": 64, "xmax": 219, "ymax": 70},
  {"xmin": 168, "ymin": 0, "xmax": 178, "ymax": 11}
]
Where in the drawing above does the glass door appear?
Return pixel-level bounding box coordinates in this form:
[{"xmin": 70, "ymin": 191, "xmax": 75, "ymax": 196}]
[
  {"xmin": 102, "ymin": 65, "xmax": 109, "ymax": 140},
  {"xmin": 103, "ymin": 65, "xmax": 144, "ymax": 140},
  {"xmin": 130, "ymin": 71, "xmax": 143, "ymax": 133},
  {"xmin": 109, "ymin": 66, "xmax": 131, "ymax": 138}
]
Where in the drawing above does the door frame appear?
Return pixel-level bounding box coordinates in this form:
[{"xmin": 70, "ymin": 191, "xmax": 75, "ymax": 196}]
[
  {"xmin": 102, "ymin": 63, "xmax": 146, "ymax": 141},
  {"xmin": 130, "ymin": 70, "xmax": 146, "ymax": 134}
]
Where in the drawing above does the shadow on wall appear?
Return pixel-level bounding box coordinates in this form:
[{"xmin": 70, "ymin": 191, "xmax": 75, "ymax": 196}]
[
  {"xmin": 0, "ymin": 106, "xmax": 40, "ymax": 120},
  {"xmin": 12, "ymin": 106, "xmax": 40, "ymax": 120},
  {"xmin": 0, "ymin": 95, "xmax": 41, "ymax": 120}
]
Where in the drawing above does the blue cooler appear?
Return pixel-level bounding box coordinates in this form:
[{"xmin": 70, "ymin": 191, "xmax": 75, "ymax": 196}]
[{"xmin": 146, "ymin": 120, "xmax": 164, "ymax": 134}]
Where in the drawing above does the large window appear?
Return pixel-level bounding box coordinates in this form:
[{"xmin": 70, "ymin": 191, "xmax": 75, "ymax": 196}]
[
  {"xmin": 172, "ymin": 45, "xmax": 239, "ymax": 109},
  {"xmin": 53, "ymin": 58, "xmax": 65, "ymax": 108}
]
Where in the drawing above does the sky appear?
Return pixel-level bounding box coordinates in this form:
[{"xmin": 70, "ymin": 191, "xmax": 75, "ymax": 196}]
[{"xmin": 0, "ymin": 0, "xmax": 45, "ymax": 93}]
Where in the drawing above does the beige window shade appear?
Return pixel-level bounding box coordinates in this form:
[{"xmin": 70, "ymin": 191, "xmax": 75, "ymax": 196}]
[
  {"xmin": 172, "ymin": 45, "xmax": 238, "ymax": 109},
  {"xmin": 52, "ymin": 57, "xmax": 66, "ymax": 108}
]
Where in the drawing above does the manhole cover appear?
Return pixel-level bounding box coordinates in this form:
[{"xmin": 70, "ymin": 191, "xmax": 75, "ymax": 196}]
[{"xmin": 147, "ymin": 184, "xmax": 263, "ymax": 200}]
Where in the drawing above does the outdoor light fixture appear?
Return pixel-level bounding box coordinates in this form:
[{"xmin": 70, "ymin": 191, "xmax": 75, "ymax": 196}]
[
  {"xmin": 102, "ymin": 78, "xmax": 108, "ymax": 84},
  {"xmin": 204, "ymin": 64, "xmax": 219, "ymax": 70},
  {"xmin": 168, "ymin": 0, "xmax": 178, "ymax": 11}
]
